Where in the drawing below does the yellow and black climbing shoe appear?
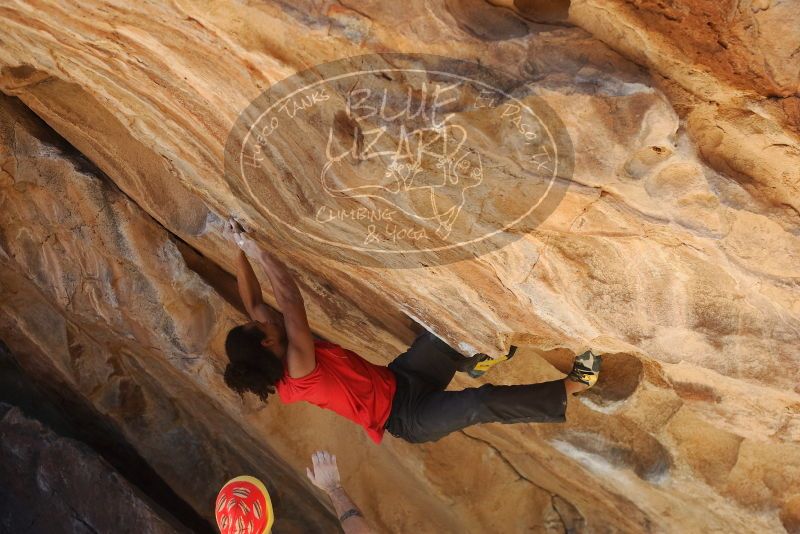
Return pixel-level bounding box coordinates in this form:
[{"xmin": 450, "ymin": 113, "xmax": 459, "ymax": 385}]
[
  {"xmin": 467, "ymin": 345, "xmax": 517, "ymax": 378},
  {"xmin": 567, "ymin": 350, "xmax": 602, "ymax": 388}
]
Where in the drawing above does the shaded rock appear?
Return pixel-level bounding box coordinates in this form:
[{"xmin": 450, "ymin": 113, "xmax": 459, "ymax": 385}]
[
  {"xmin": 783, "ymin": 495, "xmax": 800, "ymax": 534},
  {"xmin": 0, "ymin": 403, "xmax": 182, "ymax": 534}
]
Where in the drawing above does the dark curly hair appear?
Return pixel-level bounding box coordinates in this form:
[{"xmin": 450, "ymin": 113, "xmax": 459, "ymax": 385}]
[{"xmin": 224, "ymin": 324, "xmax": 285, "ymax": 401}]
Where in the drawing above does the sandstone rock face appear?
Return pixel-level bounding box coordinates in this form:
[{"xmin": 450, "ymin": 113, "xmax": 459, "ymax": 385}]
[
  {"xmin": 0, "ymin": 1, "xmax": 798, "ymax": 533},
  {"xmin": 0, "ymin": 98, "xmax": 338, "ymax": 533},
  {"xmin": 0, "ymin": 403, "xmax": 181, "ymax": 533}
]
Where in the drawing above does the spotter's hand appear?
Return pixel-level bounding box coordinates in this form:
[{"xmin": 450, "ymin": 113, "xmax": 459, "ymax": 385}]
[{"xmin": 306, "ymin": 450, "xmax": 342, "ymax": 494}]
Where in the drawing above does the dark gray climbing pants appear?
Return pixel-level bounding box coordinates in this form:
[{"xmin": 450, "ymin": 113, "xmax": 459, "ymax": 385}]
[{"xmin": 384, "ymin": 330, "xmax": 567, "ymax": 443}]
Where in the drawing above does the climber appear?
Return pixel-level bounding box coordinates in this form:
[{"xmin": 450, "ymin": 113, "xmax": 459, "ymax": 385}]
[{"xmin": 221, "ymin": 218, "xmax": 602, "ymax": 444}]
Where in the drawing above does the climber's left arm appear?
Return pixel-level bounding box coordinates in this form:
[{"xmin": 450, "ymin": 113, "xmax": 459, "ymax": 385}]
[{"xmin": 255, "ymin": 249, "xmax": 316, "ymax": 378}]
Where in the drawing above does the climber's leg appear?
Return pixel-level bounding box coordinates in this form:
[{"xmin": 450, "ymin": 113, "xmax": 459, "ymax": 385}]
[
  {"xmin": 385, "ymin": 350, "xmax": 601, "ymax": 443},
  {"xmin": 388, "ymin": 330, "xmax": 475, "ymax": 390},
  {"xmin": 395, "ymin": 379, "xmax": 568, "ymax": 443}
]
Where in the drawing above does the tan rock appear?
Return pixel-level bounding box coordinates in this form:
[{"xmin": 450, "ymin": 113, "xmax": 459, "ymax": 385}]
[{"xmin": 0, "ymin": 1, "xmax": 798, "ymax": 532}]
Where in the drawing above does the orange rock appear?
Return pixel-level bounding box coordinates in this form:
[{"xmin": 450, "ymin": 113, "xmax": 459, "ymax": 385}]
[{"xmin": 0, "ymin": 1, "xmax": 798, "ymax": 531}]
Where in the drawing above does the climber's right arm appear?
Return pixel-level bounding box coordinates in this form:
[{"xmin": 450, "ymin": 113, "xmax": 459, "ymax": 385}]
[
  {"xmin": 225, "ymin": 217, "xmax": 274, "ymax": 324},
  {"xmin": 233, "ymin": 249, "xmax": 273, "ymax": 323}
]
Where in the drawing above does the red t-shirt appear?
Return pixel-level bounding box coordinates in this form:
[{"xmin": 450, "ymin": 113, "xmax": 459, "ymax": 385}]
[{"xmin": 275, "ymin": 340, "xmax": 397, "ymax": 444}]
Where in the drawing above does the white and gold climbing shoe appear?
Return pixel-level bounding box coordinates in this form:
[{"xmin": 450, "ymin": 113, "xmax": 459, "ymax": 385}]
[{"xmin": 567, "ymin": 350, "xmax": 602, "ymax": 388}]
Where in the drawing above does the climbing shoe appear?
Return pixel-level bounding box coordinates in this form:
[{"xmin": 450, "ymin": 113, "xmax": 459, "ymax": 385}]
[
  {"xmin": 467, "ymin": 345, "xmax": 517, "ymax": 378},
  {"xmin": 567, "ymin": 350, "xmax": 602, "ymax": 388}
]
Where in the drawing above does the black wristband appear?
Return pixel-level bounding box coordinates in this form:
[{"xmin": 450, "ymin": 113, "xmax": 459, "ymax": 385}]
[{"xmin": 339, "ymin": 508, "xmax": 362, "ymax": 523}]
